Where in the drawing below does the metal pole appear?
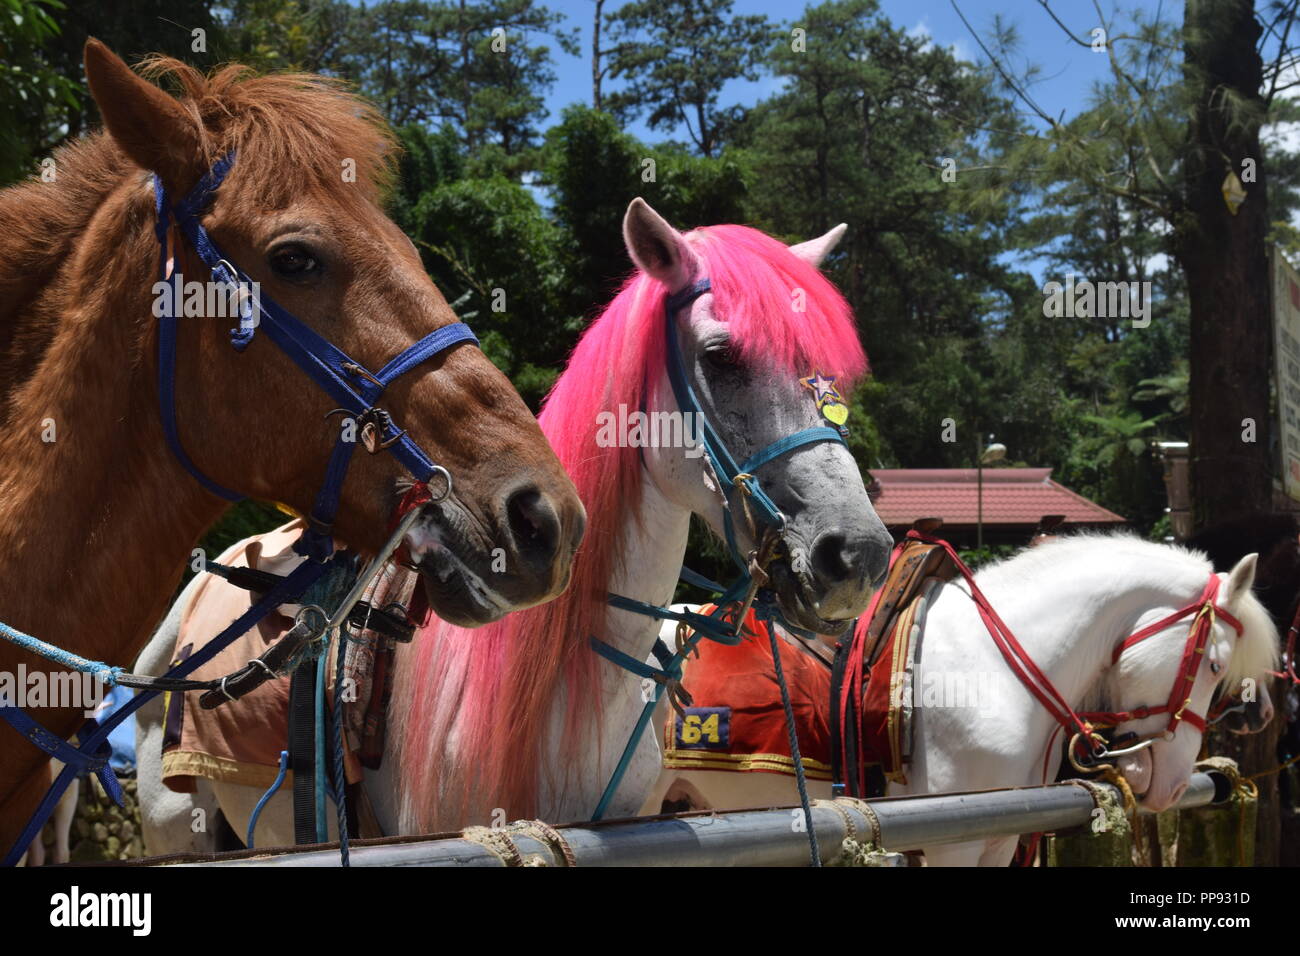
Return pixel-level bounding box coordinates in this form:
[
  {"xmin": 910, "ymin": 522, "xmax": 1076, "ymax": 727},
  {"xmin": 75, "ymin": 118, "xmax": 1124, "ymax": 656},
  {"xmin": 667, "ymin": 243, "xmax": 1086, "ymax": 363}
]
[{"xmin": 174, "ymin": 772, "xmax": 1227, "ymax": 867}]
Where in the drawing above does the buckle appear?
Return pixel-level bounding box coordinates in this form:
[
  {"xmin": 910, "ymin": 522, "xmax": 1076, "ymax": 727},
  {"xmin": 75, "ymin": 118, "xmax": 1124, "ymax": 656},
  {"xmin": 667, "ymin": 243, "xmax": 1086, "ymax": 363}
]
[{"xmin": 325, "ymin": 406, "xmax": 407, "ymax": 454}]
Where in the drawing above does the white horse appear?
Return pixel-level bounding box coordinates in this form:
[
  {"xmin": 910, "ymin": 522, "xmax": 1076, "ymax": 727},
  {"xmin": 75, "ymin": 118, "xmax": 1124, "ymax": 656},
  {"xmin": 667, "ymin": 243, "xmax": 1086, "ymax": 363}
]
[
  {"xmin": 135, "ymin": 198, "xmax": 893, "ymax": 850},
  {"xmin": 18, "ymin": 763, "xmax": 77, "ymax": 866},
  {"xmin": 643, "ymin": 535, "xmax": 1278, "ymax": 866}
]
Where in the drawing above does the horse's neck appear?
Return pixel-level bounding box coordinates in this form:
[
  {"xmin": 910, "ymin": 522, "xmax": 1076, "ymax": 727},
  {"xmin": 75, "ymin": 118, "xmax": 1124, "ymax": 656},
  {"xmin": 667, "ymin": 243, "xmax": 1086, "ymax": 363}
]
[
  {"xmin": 374, "ymin": 470, "xmax": 694, "ymax": 831},
  {"xmin": 913, "ymin": 558, "xmax": 1153, "ymax": 791},
  {"xmin": 0, "ymin": 173, "xmax": 224, "ymax": 748},
  {"xmin": 537, "ymin": 476, "xmax": 693, "ymax": 820}
]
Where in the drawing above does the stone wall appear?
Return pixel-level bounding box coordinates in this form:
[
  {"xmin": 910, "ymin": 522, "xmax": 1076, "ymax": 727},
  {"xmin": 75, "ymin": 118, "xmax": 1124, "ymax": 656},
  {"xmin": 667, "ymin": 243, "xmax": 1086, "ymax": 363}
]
[{"xmin": 30, "ymin": 774, "xmax": 145, "ymax": 864}]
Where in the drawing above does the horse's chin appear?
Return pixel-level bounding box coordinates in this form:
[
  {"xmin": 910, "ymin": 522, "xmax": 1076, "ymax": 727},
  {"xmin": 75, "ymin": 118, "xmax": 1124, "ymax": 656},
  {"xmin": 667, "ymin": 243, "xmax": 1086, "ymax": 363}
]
[
  {"xmin": 766, "ymin": 561, "xmax": 854, "ymax": 636},
  {"xmin": 1117, "ymin": 748, "xmax": 1152, "ymax": 797},
  {"xmin": 412, "ymin": 561, "xmax": 508, "ymax": 628},
  {"xmin": 1122, "ymin": 748, "xmax": 1191, "ymax": 812}
]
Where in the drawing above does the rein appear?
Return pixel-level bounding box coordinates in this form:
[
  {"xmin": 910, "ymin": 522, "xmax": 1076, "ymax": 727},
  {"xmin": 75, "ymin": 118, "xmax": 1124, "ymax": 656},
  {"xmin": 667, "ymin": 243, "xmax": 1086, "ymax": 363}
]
[
  {"xmin": 1, "ymin": 151, "xmax": 478, "ymax": 866},
  {"xmin": 587, "ymin": 278, "xmax": 841, "ymax": 865}
]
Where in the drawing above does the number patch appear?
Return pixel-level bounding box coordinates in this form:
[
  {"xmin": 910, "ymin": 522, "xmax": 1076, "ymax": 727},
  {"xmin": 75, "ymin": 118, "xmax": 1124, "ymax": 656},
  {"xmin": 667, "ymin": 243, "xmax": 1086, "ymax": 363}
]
[{"xmin": 675, "ymin": 706, "xmax": 731, "ymax": 750}]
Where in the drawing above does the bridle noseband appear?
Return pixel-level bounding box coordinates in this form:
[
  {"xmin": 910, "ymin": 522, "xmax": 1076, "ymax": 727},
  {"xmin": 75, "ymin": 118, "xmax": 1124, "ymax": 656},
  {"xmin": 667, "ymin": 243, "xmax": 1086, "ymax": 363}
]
[{"xmin": 153, "ymin": 151, "xmax": 479, "ymax": 556}]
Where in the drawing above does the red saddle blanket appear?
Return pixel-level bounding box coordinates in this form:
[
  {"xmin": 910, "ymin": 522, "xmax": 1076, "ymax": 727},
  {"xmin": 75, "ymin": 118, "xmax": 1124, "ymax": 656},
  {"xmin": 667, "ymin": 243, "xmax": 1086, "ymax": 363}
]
[
  {"xmin": 661, "ymin": 606, "xmax": 834, "ymax": 780},
  {"xmin": 659, "ymin": 579, "xmax": 943, "ymax": 785},
  {"xmin": 852, "ymin": 579, "xmax": 940, "ymax": 785}
]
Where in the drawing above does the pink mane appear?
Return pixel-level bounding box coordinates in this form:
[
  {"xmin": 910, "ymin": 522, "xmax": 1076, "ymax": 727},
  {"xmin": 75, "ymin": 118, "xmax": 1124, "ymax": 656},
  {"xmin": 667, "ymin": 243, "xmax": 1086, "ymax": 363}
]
[{"xmin": 391, "ymin": 224, "xmax": 867, "ymax": 829}]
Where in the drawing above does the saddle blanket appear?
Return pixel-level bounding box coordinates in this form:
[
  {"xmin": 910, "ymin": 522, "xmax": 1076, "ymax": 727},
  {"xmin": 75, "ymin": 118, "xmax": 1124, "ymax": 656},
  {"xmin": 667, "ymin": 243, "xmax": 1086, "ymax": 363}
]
[
  {"xmin": 661, "ymin": 605, "xmax": 834, "ymax": 780},
  {"xmin": 855, "ymin": 577, "xmax": 942, "ymax": 785},
  {"xmin": 161, "ymin": 521, "xmax": 409, "ymax": 793}
]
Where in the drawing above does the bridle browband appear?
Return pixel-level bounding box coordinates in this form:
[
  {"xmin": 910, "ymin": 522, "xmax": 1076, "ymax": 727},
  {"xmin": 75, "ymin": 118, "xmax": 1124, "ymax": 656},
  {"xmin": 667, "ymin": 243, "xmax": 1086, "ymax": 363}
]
[{"xmin": 153, "ymin": 150, "xmax": 479, "ymax": 557}]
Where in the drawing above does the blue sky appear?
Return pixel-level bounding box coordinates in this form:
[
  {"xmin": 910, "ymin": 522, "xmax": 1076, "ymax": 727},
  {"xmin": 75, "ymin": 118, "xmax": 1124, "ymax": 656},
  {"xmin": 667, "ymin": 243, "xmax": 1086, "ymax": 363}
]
[
  {"xmin": 524, "ymin": 1, "xmax": 1178, "ymax": 281},
  {"xmin": 536, "ymin": 1, "xmax": 1173, "ymax": 142}
]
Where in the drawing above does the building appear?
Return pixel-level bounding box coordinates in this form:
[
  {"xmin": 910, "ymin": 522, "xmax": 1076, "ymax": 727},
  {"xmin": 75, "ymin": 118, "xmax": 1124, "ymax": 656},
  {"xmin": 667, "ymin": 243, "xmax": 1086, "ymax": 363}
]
[{"xmin": 867, "ymin": 468, "xmax": 1126, "ymax": 546}]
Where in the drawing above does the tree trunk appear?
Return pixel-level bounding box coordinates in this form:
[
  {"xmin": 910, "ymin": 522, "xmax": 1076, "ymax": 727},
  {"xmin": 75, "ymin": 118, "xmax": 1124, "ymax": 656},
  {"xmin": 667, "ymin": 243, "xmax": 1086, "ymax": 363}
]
[
  {"xmin": 592, "ymin": 0, "xmax": 604, "ymax": 111},
  {"xmin": 1179, "ymin": 0, "xmax": 1279, "ymax": 866},
  {"xmin": 1180, "ymin": 0, "xmax": 1273, "ymax": 528}
]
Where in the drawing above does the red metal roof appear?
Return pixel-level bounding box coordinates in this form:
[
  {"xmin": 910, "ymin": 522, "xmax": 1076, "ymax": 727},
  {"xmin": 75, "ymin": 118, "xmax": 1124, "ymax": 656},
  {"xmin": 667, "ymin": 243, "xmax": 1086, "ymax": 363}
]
[{"xmin": 868, "ymin": 468, "xmax": 1125, "ymax": 527}]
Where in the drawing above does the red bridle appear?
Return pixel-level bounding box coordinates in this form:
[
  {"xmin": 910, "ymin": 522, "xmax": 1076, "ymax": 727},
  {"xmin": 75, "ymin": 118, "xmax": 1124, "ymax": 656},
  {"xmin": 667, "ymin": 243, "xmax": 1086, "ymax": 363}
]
[
  {"xmin": 893, "ymin": 533, "xmax": 1243, "ymax": 770},
  {"xmin": 1077, "ymin": 572, "xmax": 1243, "ymax": 737}
]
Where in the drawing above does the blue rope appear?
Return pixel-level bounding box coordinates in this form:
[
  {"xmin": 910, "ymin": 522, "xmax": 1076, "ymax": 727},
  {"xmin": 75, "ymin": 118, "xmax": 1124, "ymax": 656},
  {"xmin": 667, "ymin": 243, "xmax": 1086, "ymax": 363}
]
[
  {"xmin": 247, "ymin": 750, "xmax": 289, "ymax": 849},
  {"xmin": 0, "ymin": 621, "xmax": 122, "ymax": 685},
  {"xmin": 313, "ymin": 633, "xmax": 330, "ymax": 843},
  {"xmin": 764, "ymin": 620, "xmax": 821, "ymax": 866}
]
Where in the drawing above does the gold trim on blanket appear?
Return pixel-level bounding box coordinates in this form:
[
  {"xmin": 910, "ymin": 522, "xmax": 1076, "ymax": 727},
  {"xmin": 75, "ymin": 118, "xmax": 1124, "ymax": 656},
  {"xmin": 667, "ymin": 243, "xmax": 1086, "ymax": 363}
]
[
  {"xmin": 162, "ymin": 749, "xmax": 293, "ymax": 791},
  {"xmin": 661, "ymin": 748, "xmax": 835, "ymax": 779}
]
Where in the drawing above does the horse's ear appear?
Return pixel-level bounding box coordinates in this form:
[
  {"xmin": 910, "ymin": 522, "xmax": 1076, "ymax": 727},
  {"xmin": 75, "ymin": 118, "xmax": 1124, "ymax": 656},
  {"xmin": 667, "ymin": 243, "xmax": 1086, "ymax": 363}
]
[
  {"xmin": 789, "ymin": 223, "xmax": 847, "ymax": 268},
  {"xmin": 84, "ymin": 38, "xmax": 203, "ymax": 191},
  {"xmin": 1221, "ymin": 553, "xmax": 1258, "ymax": 606},
  {"xmin": 623, "ymin": 198, "xmax": 698, "ymax": 293}
]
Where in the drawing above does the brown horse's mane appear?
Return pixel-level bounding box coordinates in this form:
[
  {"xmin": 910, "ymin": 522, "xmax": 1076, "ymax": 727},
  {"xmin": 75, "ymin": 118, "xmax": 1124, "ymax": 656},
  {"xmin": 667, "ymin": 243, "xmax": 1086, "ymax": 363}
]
[{"xmin": 0, "ymin": 55, "xmax": 398, "ymax": 414}]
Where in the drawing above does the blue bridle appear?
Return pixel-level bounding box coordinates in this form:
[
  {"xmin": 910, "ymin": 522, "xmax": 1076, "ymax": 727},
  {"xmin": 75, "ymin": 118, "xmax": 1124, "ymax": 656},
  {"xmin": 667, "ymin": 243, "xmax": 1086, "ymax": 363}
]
[
  {"xmin": 153, "ymin": 150, "xmax": 479, "ymax": 557},
  {"xmin": 588, "ymin": 277, "xmax": 848, "ymax": 823},
  {"xmin": 1, "ymin": 151, "xmax": 479, "ymax": 865}
]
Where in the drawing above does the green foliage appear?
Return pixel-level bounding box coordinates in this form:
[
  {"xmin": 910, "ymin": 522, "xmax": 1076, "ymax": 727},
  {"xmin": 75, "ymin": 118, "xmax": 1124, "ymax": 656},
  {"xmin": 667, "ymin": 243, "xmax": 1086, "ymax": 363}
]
[
  {"xmin": 0, "ymin": 0, "xmax": 78, "ymax": 183},
  {"xmin": 5, "ymin": 0, "xmax": 1291, "ymax": 557},
  {"xmin": 542, "ymin": 104, "xmax": 748, "ymax": 313},
  {"xmin": 604, "ymin": 0, "xmax": 772, "ymax": 156}
]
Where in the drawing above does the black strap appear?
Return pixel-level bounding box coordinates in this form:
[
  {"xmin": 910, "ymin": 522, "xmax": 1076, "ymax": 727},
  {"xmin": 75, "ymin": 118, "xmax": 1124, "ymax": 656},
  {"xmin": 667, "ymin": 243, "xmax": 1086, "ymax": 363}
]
[
  {"xmin": 289, "ymin": 661, "xmax": 318, "ymax": 844},
  {"xmin": 196, "ymin": 613, "xmax": 322, "ymax": 709},
  {"xmin": 207, "ymin": 561, "xmax": 415, "ymax": 642}
]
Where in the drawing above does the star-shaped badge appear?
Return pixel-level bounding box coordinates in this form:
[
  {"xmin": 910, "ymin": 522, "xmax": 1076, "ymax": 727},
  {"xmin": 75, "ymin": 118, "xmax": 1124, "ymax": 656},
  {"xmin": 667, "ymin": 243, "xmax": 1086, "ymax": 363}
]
[{"xmin": 800, "ymin": 371, "xmax": 842, "ymax": 405}]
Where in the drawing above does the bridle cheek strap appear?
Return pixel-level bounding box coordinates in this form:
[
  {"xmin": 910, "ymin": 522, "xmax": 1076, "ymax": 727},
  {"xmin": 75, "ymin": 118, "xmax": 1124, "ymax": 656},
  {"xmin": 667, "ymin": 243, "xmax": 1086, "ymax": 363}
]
[
  {"xmin": 1080, "ymin": 573, "xmax": 1244, "ymax": 738},
  {"xmin": 663, "ymin": 278, "xmax": 847, "ymax": 572},
  {"xmin": 153, "ymin": 153, "xmax": 478, "ymax": 556}
]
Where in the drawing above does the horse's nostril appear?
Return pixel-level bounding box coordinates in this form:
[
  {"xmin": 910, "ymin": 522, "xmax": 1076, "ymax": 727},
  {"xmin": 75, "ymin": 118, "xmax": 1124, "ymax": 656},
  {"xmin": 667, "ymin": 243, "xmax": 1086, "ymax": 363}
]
[
  {"xmin": 505, "ymin": 485, "xmax": 561, "ymax": 572},
  {"xmin": 811, "ymin": 532, "xmax": 855, "ymax": 586}
]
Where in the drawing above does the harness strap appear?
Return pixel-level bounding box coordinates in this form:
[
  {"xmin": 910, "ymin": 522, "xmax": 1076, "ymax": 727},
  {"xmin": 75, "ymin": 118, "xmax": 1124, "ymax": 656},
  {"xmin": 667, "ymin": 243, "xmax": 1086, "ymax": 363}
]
[{"xmin": 1, "ymin": 555, "xmax": 334, "ymax": 867}]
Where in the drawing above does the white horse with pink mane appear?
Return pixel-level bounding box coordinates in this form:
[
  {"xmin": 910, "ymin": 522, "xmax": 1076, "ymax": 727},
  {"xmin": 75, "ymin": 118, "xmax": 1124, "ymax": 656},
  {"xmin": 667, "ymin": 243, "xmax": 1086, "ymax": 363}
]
[
  {"xmin": 134, "ymin": 198, "xmax": 892, "ymax": 848},
  {"xmin": 643, "ymin": 535, "xmax": 1277, "ymax": 866}
]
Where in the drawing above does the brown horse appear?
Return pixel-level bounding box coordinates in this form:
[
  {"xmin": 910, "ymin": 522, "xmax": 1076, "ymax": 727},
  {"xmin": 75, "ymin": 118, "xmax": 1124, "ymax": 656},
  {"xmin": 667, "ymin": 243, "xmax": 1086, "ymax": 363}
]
[{"xmin": 0, "ymin": 41, "xmax": 584, "ymax": 854}]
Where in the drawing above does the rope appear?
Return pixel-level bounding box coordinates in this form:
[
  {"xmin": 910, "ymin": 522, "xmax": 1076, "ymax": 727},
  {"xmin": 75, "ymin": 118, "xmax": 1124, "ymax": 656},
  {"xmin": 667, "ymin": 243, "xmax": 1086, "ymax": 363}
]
[
  {"xmin": 1096, "ymin": 764, "xmax": 1144, "ymax": 863},
  {"xmin": 331, "ymin": 625, "xmax": 351, "ymax": 867},
  {"xmin": 765, "ymin": 617, "xmax": 819, "ymax": 866},
  {"xmin": 461, "ymin": 825, "xmax": 527, "ymax": 867},
  {"xmin": 1244, "ymin": 751, "xmax": 1300, "ymax": 781},
  {"xmin": 0, "ymin": 621, "xmax": 122, "ymax": 685},
  {"xmin": 506, "ymin": 820, "xmax": 578, "ymax": 867},
  {"xmin": 1198, "ymin": 757, "xmax": 1258, "ymax": 866}
]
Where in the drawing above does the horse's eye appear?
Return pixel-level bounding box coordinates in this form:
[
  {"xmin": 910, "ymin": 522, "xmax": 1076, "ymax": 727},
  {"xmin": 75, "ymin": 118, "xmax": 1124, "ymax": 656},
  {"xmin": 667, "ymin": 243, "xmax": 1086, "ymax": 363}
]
[
  {"xmin": 269, "ymin": 246, "xmax": 320, "ymax": 277},
  {"xmin": 703, "ymin": 345, "xmax": 739, "ymax": 371}
]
